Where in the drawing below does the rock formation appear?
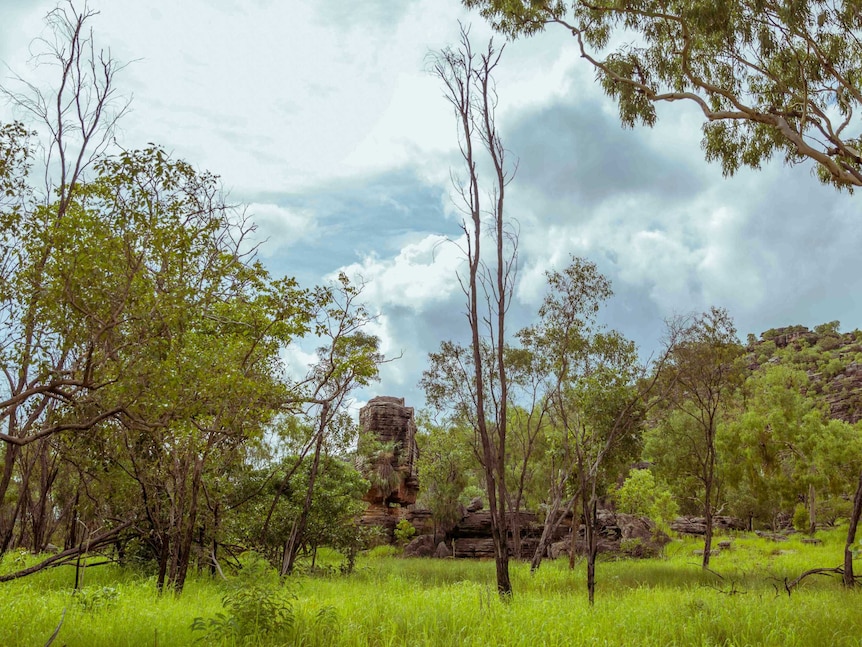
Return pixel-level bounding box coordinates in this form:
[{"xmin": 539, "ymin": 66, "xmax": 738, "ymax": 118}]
[
  {"xmin": 405, "ymin": 499, "xmax": 668, "ymax": 560},
  {"xmin": 670, "ymin": 516, "xmax": 747, "ymax": 535},
  {"xmin": 358, "ymin": 397, "xmax": 421, "ymax": 538},
  {"xmin": 749, "ymin": 325, "xmax": 862, "ymax": 423}
]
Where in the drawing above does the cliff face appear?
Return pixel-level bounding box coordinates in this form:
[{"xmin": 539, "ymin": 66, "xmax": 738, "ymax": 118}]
[{"xmin": 747, "ymin": 325, "xmax": 862, "ymax": 424}]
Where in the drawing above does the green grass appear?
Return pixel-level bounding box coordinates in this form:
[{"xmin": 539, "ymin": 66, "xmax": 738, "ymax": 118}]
[{"xmin": 1, "ymin": 529, "xmax": 860, "ymax": 646}]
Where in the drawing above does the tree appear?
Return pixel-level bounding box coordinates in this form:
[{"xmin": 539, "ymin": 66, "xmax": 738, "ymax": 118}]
[
  {"xmin": 518, "ymin": 257, "xmax": 612, "ymax": 576},
  {"xmin": 423, "ymin": 25, "xmax": 517, "ymax": 597},
  {"xmin": 0, "ymin": 5, "xmax": 129, "ymax": 554},
  {"xmin": 415, "ymin": 417, "xmax": 475, "ymax": 542},
  {"xmin": 279, "ymin": 275, "xmax": 383, "ymax": 576},
  {"xmin": 468, "ymin": 0, "xmax": 862, "ymax": 587},
  {"xmin": 520, "ymin": 258, "xmax": 668, "ymax": 604},
  {"xmin": 232, "ymin": 455, "xmax": 368, "ymax": 569},
  {"xmin": 76, "ymin": 145, "xmax": 316, "ymax": 593},
  {"xmin": 649, "ymin": 307, "xmax": 744, "ymax": 569},
  {"xmin": 466, "ymin": 0, "xmax": 862, "ymax": 189},
  {"xmin": 0, "ymin": 6, "xmax": 387, "ymax": 593}
]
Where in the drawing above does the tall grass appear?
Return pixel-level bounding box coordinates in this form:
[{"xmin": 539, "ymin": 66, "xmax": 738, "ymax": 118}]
[{"xmin": 1, "ymin": 528, "xmax": 859, "ymax": 646}]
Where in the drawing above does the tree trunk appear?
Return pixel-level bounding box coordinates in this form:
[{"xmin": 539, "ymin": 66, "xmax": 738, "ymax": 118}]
[
  {"xmin": 702, "ymin": 439, "xmax": 716, "ymax": 569},
  {"xmin": 510, "ymin": 508, "xmax": 522, "ymax": 559},
  {"xmin": 702, "ymin": 488, "xmax": 713, "ymax": 569},
  {"xmin": 843, "ymin": 471, "xmax": 862, "ymax": 588},
  {"xmin": 586, "ymin": 497, "xmax": 598, "ymax": 606},
  {"xmin": 282, "ymin": 403, "xmax": 328, "ymax": 576},
  {"xmin": 484, "ymin": 467, "xmax": 512, "ymax": 596},
  {"xmin": 0, "ymin": 443, "xmax": 20, "ymax": 554},
  {"xmin": 156, "ymin": 536, "xmax": 169, "ymax": 593},
  {"xmin": 530, "ymin": 492, "xmax": 576, "ymax": 574},
  {"xmin": 807, "ymin": 483, "xmax": 817, "ymax": 535},
  {"xmin": 569, "ymin": 497, "xmax": 580, "ymax": 571},
  {"xmin": 171, "ymin": 458, "xmax": 203, "ymax": 594}
]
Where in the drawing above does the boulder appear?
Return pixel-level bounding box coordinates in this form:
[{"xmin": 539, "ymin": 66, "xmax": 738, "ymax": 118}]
[
  {"xmin": 466, "ymin": 497, "xmax": 484, "ymax": 513},
  {"xmin": 550, "ymin": 540, "xmax": 570, "ymax": 560},
  {"xmin": 404, "ymin": 534, "xmax": 436, "ymax": 557},
  {"xmin": 454, "ymin": 537, "xmax": 497, "ymax": 559},
  {"xmin": 670, "ymin": 516, "xmax": 746, "ymax": 535},
  {"xmin": 550, "ymin": 511, "xmax": 670, "ymax": 559},
  {"xmin": 434, "ymin": 541, "xmax": 452, "ymax": 558}
]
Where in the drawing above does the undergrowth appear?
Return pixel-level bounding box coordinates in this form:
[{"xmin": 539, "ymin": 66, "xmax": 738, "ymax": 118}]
[{"xmin": 0, "ymin": 528, "xmax": 859, "ymax": 646}]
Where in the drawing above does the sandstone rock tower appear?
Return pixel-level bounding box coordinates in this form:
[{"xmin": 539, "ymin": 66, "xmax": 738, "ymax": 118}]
[{"xmin": 359, "ymin": 396, "xmax": 422, "ymax": 534}]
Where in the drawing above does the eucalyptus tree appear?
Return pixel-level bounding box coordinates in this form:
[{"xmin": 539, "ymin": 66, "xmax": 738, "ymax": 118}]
[
  {"xmin": 522, "ymin": 258, "xmax": 655, "ymax": 603},
  {"xmin": 279, "ymin": 275, "xmax": 384, "ymax": 576},
  {"xmin": 415, "ymin": 417, "xmax": 475, "ymax": 543},
  {"xmin": 648, "ymin": 307, "xmax": 744, "ymax": 569},
  {"xmin": 467, "ymin": 0, "xmax": 862, "ymax": 189},
  {"xmin": 721, "ymin": 365, "xmax": 862, "ymax": 532},
  {"xmin": 423, "ymin": 25, "xmax": 518, "ymax": 596},
  {"xmin": 0, "ymin": 6, "xmax": 379, "ymax": 593},
  {"xmin": 68, "ymin": 146, "xmax": 318, "ymax": 593}
]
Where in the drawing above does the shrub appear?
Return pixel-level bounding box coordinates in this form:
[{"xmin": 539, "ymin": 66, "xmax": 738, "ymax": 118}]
[
  {"xmin": 792, "ymin": 503, "xmax": 809, "ymax": 532},
  {"xmin": 192, "ymin": 552, "xmax": 295, "ymax": 643},
  {"xmin": 394, "ymin": 520, "xmax": 416, "ymax": 546},
  {"xmin": 620, "ymin": 537, "xmax": 644, "ymax": 557},
  {"xmin": 615, "ymin": 469, "xmax": 679, "ymax": 525},
  {"xmin": 73, "ymin": 586, "xmax": 119, "ymax": 612}
]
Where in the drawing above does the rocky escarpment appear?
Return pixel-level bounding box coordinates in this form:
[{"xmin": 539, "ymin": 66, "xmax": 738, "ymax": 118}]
[{"xmin": 748, "ymin": 324, "xmax": 862, "ymax": 424}]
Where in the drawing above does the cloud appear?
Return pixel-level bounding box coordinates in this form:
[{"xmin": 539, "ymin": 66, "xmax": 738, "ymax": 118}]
[
  {"xmin": 337, "ymin": 233, "xmax": 466, "ymax": 311},
  {"xmin": 246, "ymin": 202, "xmax": 318, "ymax": 257}
]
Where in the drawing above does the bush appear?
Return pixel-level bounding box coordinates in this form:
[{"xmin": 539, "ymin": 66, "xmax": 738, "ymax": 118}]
[
  {"xmin": 73, "ymin": 586, "xmax": 119, "ymax": 612},
  {"xmin": 620, "ymin": 537, "xmax": 644, "ymax": 557},
  {"xmin": 394, "ymin": 520, "xmax": 416, "ymax": 546},
  {"xmin": 192, "ymin": 552, "xmax": 295, "ymax": 643},
  {"xmin": 792, "ymin": 503, "xmax": 809, "ymax": 532},
  {"xmin": 615, "ymin": 469, "xmax": 679, "ymax": 525}
]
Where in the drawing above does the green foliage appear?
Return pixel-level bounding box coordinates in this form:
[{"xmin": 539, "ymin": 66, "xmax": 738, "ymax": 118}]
[
  {"xmin": 467, "ymin": 1, "xmax": 862, "ymax": 189},
  {"xmin": 615, "ymin": 469, "xmax": 679, "ymax": 525},
  {"xmin": 192, "ymin": 552, "xmax": 294, "ymax": 643},
  {"xmin": 73, "ymin": 586, "xmax": 119, "ymax": 613},
  {"xmin": 416, "ymin": 416, "xmax": 475, "ymax": 529},
  {"xmin": 1, "ymin": 533, "xmax": 861, "ymax": 646},
  {"xmin": 228, "ymin": 456, "xmax": 369, "ymax": 560},
  {"xmin": 394, "ymin": 520, "xmax": 417, "ymax": 546},
  {"xmin": 356, "ymin": 434, "xmax": 402, "ymax": 499},
  {"xmin": 619, "ymin": 537, "xmax": 645, "ymax": 557},
  {"xmin": 814, "ymin": 321, "xmax": 841, "ymax": 336},
  {"xmin": 793, "ymin": 504, "xmax": 810, "ymax": 533},
  {"xmin": 192, "ymin": 585, "xmax": 295, "ymax": 644}
]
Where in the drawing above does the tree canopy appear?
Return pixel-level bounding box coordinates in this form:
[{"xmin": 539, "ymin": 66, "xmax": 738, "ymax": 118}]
[{"xmin": 466, "ymin": 0, "xmax": 862, "ymax": 189}]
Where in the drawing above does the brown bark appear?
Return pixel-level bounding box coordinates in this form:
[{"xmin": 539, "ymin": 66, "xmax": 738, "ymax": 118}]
[
  {"xmin": 843, "ymin": 471, "xmax": 862, "ymax": 587},
  {"xmin": 531, "ymin": 491, "xmax": 576, "ymax": 574},
  {"xmin": 808, "ymin": 483, "xmax": 817, "ymax": 536},
  {"xmin": 0, "ymin": 520, "xmax": 132, "ymax": 583},
  {"xmin": 585, "ymin": 497, "xmax": 598, "ymax": 606},
  {"xmin": 433, "ymin": 28, "xmax": 513, "ymax": 597},
  {"xmin": 281, "ymin": 403, "xmax": 328, "ymax": 576},
  {"xmin": 702, "ymin": 437, "xmax": 715, "ymax": 570}
]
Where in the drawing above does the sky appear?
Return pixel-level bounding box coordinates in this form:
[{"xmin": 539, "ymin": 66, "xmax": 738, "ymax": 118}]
[{"xmin": 1, "ymin": 0, "xmax": 860, "ymax": 416}]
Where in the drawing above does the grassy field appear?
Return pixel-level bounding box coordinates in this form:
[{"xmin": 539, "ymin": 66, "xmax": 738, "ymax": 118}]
[{"xmin": 2, "ymin": 528, "xmax": 860, "ymax": 646}]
